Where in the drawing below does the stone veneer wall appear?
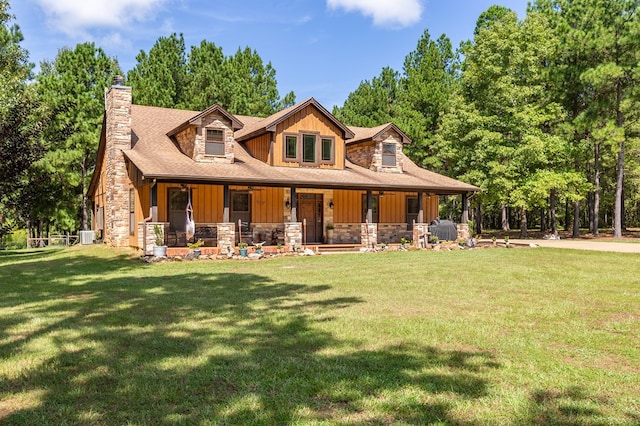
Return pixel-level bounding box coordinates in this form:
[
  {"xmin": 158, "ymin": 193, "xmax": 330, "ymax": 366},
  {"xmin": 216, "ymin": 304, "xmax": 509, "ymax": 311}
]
[
  {"xmin": 104, "ymin": 85, "xmax": 132, "ymax": 247},
  {"xmin": 346, "ymin": 141, "xmax": 375, "ymax": 170},
  {"xmin": 457, "ymin": 223, "xmax": 470, "ymax": 240},
  {"xmin": 192, "ymin": 112, "xmax": 235, "ymax": 164},
  {"xmin": 333, "ymin": 224, "xmax": 361, "ymax": 243},
  {"xmin": 174, "ymin": 126, "xmax": 196, "ymax": 158},
  {"xmin": 378, "ymin": 223, "xmax": 413, "ymax": 244},
  {"xmin": 371, "ymin": 130, "xmax": 404, "ymax": 173},
  {"xmin": 216, "ymin": 222, "xmax": 235, "ymax": 250},
  {"xmin": 412, "ymin": 223, "xmax": 430, "ymax": 248},
  {"xmin": 251, "ymin": 223, "xmax": 284, "ymax": 244},
  {"xmin": 361, "ymin": 223, "xmax": 378, "ymax": 248},
  {"xmin": 138, "ymin": 222, "xmax": 169, "ymax": 255},
  {"xmin": 284, "ymin": 222, "xmax": 303, "ymax": 251}
]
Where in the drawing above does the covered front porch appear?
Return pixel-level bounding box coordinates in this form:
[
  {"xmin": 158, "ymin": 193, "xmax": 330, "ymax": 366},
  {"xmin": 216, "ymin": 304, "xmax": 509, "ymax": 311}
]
[{"xmin": 131, "ymin": 181, "xmax": 470, "ymax": 255}]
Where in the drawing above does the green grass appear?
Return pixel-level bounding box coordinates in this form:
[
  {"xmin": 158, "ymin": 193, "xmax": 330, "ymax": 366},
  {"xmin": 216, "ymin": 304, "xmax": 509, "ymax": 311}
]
[{"xmin": 0, "ymin": 246, "xmax": 638, "ymax": 425}]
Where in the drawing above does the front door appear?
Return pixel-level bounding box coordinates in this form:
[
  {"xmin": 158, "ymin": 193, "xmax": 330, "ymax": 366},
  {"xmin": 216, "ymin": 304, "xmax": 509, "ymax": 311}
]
[
  {"xmin": 298, "ymin": 194, "xmax": 323, "ymax": 243},
  {"xmin": 168, "ymin": 188, "xmax": 190, "ymax": 231},
  {"xmin": 230, "ymin": 191, "xmax": 251, "ymax": 242}
]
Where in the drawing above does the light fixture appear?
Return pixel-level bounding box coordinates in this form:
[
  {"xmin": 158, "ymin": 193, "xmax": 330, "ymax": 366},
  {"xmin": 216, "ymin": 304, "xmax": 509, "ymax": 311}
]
[
  {"xmin": 329, "ymin": 199, "xmax": 334, "ymax": 209},
  {"xmin": 379, "ymin": 191, "xmax": 384, "ymax": 197},
  {"xmin": 285, "ymin": 198, "xmax": 290, "ymax": 209}
]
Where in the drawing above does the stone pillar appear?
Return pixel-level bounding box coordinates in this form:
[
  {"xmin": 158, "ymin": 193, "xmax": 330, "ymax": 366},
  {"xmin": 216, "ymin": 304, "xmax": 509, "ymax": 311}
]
[
  {"xmin": 413, "ymin": 223, "xmax": 430, "ymax": 248},
  {"xmin": 285, "ymin": 222, "xmax": 302, "ymax": 251},
  {"xmin": 217, "ymin": 222, "xmax": 235, "ymax": 251},
  {"xmin": 138, "ymin": 222, "xmax": 169, "ymax": 255},
  {"xmin": 457, "ymin": 223, "xmax": 470, "ymax": 240},
  {"xmin": 361, "ymin": 222, "xmax": 377, "ymax": 249},
  {"xmin": 104, "ymin": 83, "xmax": 132, "ymax": 247}
]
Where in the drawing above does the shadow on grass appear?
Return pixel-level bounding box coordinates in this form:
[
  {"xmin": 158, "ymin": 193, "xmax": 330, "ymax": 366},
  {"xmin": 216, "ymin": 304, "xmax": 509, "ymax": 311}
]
[{"xmin": 0, "ymin": 250, "xmax": 618, "ymax": 424}]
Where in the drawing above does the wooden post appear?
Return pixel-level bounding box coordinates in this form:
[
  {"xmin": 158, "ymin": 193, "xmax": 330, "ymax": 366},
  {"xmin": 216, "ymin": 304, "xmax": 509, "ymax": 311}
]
[
  {"xmin": 462, "ymin": 192, "xmax": 469, "ymax": 224},
  {"xmin": 366, "ymin": 190, "xmax": 373, "ymax": 223},
  {"xmin": 223, "ymin": 185, "xmax": 230, "ymax": 223},
  {"xmin": 417, "ymin": 191, "xmax": 424, "ymax": 224},
  {"xmin": 290, "ymin": 187, "xmax": 297, "ymax": 223}
]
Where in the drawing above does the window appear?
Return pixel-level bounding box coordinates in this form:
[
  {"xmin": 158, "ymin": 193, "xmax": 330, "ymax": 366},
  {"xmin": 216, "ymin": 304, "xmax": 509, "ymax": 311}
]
[
  {"xmin": 205, "ymin": 128, "xmax": 225, "ymax": 156},
  {"xmin": 231, "ymin": 191, "xmax": 251, "ymax": 239},
  {"xmin": 361, "ymin": 194, "xmax": 379, "ymax": 223},
  {"xmin": 321, "ymin": 138, "xmax": 333, "ymax": 162},
  {"xmin": 407, "ymin": 196, "xmax": 419, "ymax": 230},
  {"xmin": 302, "ymin": 134, "xmax": 316, "ymax": 163},
  {"xmin": 382, "ymin": 143, "xmax": 396, "ymax": 166},
  {"xmin": 129, "ymin": 189, "xmax": 135, "ymax": 235},
  {"xmin": 283, "ymin": 133, "xmax": 335, "ymax": 165},
  {"xmin": 285, "ymin": 135, "xmax": 298, "ymax": 160}
]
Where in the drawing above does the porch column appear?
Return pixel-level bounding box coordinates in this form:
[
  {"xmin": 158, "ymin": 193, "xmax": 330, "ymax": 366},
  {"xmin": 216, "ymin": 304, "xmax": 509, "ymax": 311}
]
[
  {"xmin": 461, "ymin": 192, "xmax": 469, "ymax": 223},
  {"xmin": 417, "ymin": 191, "xmax": 424, "ymax": 224},
  {"xmin": 223, "ymin": 184, "xmax": 230, "ymax": 223},
  {"xmin": 366, "ymin": 190, "xmax": 373, "ymax": 223},
  {"xmin": 150, "ymin": 183, "xmax": 158, "ymax": 222},
  {"xmin": 290, "ymin": 187, "xmax": 297, "ymax": 223}
]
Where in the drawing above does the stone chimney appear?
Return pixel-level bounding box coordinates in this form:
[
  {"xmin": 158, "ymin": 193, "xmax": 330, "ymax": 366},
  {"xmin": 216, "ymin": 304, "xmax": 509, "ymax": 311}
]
[{"xmin": 104, "ymin": 80, "xmax": 132, "ymax": 247}]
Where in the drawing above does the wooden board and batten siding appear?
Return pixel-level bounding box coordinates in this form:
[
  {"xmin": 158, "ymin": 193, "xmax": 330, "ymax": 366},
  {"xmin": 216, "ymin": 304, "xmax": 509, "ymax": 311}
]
[
  {"xmin": 273, "ymin": 105, "xmax": 345, "ymax": 169},
  {"xmin": 333, "ymin": 190, "xmax": 439, "ymax": 224}
]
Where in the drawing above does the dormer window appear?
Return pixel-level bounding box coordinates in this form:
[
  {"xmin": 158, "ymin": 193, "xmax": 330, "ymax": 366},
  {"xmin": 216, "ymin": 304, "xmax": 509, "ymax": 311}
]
[
  {"xmin": 205, "ymin": 128, "xmax": 225, "ymax": 156},
  {"xmin": 283, "ymin": 132, "xmax": 335, "ymax": 166},
  {"xmin": 382, "ymin": 143, "xmax": 396, "ymax": 166}
]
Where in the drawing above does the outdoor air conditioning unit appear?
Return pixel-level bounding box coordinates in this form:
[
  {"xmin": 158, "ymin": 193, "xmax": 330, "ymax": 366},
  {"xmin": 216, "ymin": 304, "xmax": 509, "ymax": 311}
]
[{"xmin": 80, "ymin": 230, "xmax": 96, "ymax": 245}]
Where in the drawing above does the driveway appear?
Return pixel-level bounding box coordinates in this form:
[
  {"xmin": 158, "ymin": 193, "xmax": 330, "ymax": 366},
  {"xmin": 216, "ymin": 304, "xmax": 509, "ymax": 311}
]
[{"xmin": 512, "ymin": 238, "xmax": 640, "ymax": 253}]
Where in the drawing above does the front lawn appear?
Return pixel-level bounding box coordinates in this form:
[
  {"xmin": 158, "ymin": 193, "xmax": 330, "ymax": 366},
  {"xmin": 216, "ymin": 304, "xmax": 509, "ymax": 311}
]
[{"xmin": 0, "ymin": 246, "xmax": 638, "ymax": 424}]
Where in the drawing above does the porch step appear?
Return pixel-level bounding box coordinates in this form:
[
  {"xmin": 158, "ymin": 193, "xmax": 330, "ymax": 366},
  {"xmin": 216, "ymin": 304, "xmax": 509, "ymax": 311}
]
[{"xmin": 316, "ymin": 244, "xmax": 362, "ymax": 253}]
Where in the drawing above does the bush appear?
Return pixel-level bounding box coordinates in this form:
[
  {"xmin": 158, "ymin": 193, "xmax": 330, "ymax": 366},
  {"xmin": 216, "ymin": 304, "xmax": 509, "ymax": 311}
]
[{"xmin": 2, "ymin": 229, "xmax": 27, "ymax": 249}]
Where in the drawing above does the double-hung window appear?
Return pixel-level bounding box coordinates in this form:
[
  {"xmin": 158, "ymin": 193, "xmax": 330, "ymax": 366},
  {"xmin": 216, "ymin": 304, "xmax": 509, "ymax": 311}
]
[
  {"xmin": 302, "ymin": 134, "xmax": 316, "ymax": 164},
  {"xmin": 382, "ymin": 143, "xmax": 396, "ymax": 166},
  {"xmin": 285, "ymin": 135, "xmax": 298, "ymax": 161},
  {"xmin": 283, "ymin": 132, "xmax": 335, "ymax": 166},
  {"xmin": 205, "ymin": 128, "xmax": 225, "ymax": 156}
]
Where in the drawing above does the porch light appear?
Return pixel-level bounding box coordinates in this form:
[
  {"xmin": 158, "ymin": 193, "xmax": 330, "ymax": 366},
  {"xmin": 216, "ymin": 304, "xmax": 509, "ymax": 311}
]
[
  {"xmin": 285, "ymin": 198, "xmax": 290, "ymax": 209},
  {"xmin": 329, "ymin": 199, "xmax": 334, "ymax": 209}
]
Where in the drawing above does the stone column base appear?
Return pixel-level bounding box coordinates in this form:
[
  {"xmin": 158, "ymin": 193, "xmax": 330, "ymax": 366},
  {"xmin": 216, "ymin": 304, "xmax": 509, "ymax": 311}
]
[
  {"xmin": 412, "ymin": 223, "xmax": 430, "ymax": 248},
  {"xmin": 457, "ymin": 223, "xmax": 470, "ymax": 240},
  {"xmin": 138, "ymin": 222, "xmax": 169, "ymax": 255},
  {"xmin": 217, "ymin": 222, "xmax": 235, "ymax": 251},
  {"xmin": 285, "ymin": 222, "xmax": 303, "ymax": 251},
  {"xmin": 361, "ymin": 223, "xmax": 377, "ymax": 249}
]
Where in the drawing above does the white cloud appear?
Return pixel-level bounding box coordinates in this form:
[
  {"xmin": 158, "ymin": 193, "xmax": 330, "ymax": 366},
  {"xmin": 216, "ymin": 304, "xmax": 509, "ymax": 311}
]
[
  {"xmin": 327, "ymin": 0, "xmax": 422, "ymax": 27},
  {"xmin": 35, "ymin": 0, "xmax": 167, "ymax": 36}
]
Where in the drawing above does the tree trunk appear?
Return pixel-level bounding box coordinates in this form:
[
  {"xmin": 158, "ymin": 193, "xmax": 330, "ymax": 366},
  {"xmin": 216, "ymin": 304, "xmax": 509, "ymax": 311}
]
[
  {"xmin": 519, "ymin": 207, "xmax": 528, "ymax": 238},
  {"xmin": 474, "ymin": 202, "xmax": 482, "ymax": 236},
  {"xmin": 501, "ymin": 203, "xmax": 510, "ymax": 231},
  {"xmin": 593, "ymin": 141, "xmax": 600, "ymax": 236},
  {"xmin": 540, "ymin": 207, "xmax": 547, "ymax": 232},
  {"xmin": 572, "ymin": 200, "xmax": 580, "ymax": 238},
  {"xmin": 38, "ymin": 218, "xmax": 44, "ymax": 248},
  {"xmin": 550, "ymin": 189, "xmax": 558, "ymax": 236},
  {"xmin": 613, "ymin": 31, "xmax": 624, "ymax": 238}
]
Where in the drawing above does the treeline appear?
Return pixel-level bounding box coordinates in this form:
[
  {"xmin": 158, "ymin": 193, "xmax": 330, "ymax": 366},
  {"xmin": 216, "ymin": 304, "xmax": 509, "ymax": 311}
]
[
  {"xmin": 0, "ymin": 0, "xmax": 293, "ymax": 245},
  {"xmin": 334, "ymin": 1, "xmax": 640, "ymax": 237}
]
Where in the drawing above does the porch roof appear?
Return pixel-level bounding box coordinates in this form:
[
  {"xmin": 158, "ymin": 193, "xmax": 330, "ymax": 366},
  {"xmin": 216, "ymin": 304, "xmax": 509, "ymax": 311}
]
[{"xmin": 123, "ymin": 104, "xmax": 478, "ymax": 195}]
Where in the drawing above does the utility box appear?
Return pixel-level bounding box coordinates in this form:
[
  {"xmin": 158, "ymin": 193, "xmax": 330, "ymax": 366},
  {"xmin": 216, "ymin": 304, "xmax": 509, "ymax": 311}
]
[{"xmin": 80, "ymin": 230, "xmax": 96, "ymax": 245}]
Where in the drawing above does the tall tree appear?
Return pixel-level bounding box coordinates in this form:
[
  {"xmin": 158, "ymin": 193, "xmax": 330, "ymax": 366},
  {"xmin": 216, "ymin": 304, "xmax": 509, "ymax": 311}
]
[
  {"xmin": 399, "ymin": 31, "xmax": 457, "ymax": 172},
  {"xmin": 36, "ymin": 42, "xmax": 121, "ymax": 230},
  {"xmin": 127, "ymin": 33, "xmax": 187, "ymax": 108},
  {"xmin": 0, "ymin": 0, "xmax": 45, "ymax": 232},
  {"xmin": 332, "ymin": 67, "xmax": 401, "ymax": 127},
  {"xmin": 128, "ymin": 34, "xmax": 294, "ymax": 116}
]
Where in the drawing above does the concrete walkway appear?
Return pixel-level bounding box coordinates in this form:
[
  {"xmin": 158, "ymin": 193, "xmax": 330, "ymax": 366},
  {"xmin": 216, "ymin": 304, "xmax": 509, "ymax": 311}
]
[{"xmin": 510, "ymin": 238, "xmax": 640, "ymax": 253}]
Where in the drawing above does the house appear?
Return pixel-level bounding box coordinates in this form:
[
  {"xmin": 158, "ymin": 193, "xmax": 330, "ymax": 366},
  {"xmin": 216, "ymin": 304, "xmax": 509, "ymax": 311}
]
[{"xmin": 88, "ymin": 80, "xmax": 478, "ymax": 254}]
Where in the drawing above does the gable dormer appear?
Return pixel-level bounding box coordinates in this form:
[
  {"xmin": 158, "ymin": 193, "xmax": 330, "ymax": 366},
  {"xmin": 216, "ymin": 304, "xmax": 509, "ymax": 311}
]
[
  {"xmin": 167, "ymin": 104, "xmax": 243, "ymax": 164},
  {"xmin": 236, "ymin": 98, "xmax": 355, "ymax": 170},
  {"xmin": 346, "ymin": 124, "xmax": 410, "ymax": 173}
]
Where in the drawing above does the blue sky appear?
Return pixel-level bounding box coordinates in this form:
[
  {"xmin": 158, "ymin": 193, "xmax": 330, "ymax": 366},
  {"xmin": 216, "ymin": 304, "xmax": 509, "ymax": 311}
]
[{"xmin": 10, "ymin": 0, "xmax": 529, "ymax": 109}]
